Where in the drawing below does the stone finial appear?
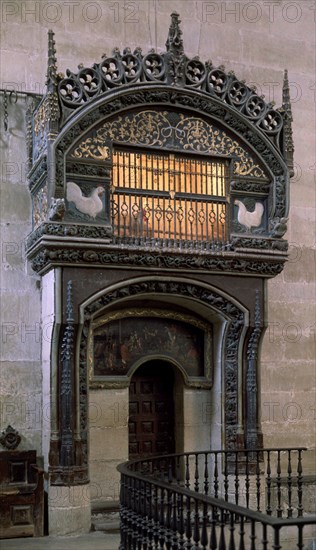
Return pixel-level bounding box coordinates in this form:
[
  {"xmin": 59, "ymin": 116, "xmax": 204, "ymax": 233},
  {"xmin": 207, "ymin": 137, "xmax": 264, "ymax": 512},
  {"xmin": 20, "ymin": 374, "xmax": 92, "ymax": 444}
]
[
  {"xmin": 165, "ymin": 12, "xmax": 184, "ymax": 55},
  {"xmin": 46, "ymin": 29, "xmax": 58, "ymax": 91},
  {"xmin": 282, "ymin": 69, "xmax": 294, "ymax": 177}
]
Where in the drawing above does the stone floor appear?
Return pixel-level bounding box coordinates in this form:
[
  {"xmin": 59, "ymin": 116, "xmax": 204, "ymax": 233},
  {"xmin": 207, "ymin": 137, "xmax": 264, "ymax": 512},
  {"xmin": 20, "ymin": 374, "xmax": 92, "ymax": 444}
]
[{"xmin": 0, "ymin": 532, "xmax": 120, "ymax": 550}]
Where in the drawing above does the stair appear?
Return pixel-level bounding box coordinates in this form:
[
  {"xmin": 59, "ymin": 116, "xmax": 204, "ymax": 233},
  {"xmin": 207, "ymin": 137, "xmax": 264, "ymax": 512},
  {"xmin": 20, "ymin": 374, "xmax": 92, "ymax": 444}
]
[{"xmin": 91, "ymin": 505, "xmax": 120, "ymax": 534}]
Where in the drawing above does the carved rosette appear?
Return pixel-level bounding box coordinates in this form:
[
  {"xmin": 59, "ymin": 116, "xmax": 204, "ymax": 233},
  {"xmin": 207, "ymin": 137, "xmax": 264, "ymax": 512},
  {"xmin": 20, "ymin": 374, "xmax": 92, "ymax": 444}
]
[{"xmin": 0, "ymin": 425, "xmax": 21, "ymax": 450}]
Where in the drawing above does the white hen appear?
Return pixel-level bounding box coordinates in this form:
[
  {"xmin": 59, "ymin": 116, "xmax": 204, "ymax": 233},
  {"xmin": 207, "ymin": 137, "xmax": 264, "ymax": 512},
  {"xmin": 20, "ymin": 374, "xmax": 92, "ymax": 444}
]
[
  {"xmin": 66, "ymin": 182, "xmax": 104, "ymax": 219},
  {"xmin": 235, "ymin": 199, "xmax": 264, "ymax": 230}
]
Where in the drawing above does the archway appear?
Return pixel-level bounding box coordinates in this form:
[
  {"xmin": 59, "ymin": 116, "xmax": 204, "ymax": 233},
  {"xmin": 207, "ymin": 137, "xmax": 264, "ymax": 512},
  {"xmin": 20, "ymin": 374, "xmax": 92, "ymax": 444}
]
[{"xmin": 129, "ymin": 360, "xmax": 176, "ymax": 460}]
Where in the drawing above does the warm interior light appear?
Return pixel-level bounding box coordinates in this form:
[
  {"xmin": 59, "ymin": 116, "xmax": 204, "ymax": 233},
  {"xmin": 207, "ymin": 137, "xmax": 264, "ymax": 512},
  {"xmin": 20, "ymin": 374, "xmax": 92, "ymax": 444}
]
[{"xmin": 111, "ymin": 149, "xmax": 228, "ymax": 243}]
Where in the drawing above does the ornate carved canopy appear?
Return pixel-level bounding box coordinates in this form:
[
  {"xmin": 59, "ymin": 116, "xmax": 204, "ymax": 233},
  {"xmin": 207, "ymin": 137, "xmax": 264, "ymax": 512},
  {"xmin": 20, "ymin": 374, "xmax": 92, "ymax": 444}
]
[{"xmin": 26, "ymin": 12, "xmax": 293, "ymax": 277}]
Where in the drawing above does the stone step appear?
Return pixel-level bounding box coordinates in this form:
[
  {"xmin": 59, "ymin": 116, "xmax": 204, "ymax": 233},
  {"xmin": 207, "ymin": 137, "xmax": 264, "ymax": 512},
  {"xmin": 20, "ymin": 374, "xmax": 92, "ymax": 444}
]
[{"xmin": 91, "ymin": 509, "xmax": 120, "ymax": 533}]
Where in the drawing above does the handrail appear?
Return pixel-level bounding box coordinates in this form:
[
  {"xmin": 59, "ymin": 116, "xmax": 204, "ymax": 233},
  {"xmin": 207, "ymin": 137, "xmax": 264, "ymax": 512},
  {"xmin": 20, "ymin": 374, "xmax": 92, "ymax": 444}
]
[
  {"xmin": 118, "ymin": 461, "xmax": 316, "ymax": 527},
  {"xmin": 117, "ymin": 447, "xmax": 316, "ymax": 549}
]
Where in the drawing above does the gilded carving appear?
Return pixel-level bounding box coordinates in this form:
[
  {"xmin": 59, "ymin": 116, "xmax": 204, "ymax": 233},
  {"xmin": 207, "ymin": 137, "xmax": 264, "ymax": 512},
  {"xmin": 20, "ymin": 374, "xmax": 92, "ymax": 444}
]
[
  {"xmin": 32, "ymin": 183, "xmax": 48, "ymax": 229},
  {"xmin": 72, "ymin": 140, "xmax": 110, "ymax": 161},
  {"xmin": 72, "ymin": 111, "xmax": 265, "ymax": 178}
]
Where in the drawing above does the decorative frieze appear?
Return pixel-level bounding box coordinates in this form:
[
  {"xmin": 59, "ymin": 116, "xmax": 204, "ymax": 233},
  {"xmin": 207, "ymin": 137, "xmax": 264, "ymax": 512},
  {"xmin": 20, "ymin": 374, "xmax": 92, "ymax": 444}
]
[
  {"xmin": 71, "ymin": 111, "xmax": 266, "ymax": 179},
  {"xmin": 28, "ymin": 243, "xmax": 285, "ymax": 277}
]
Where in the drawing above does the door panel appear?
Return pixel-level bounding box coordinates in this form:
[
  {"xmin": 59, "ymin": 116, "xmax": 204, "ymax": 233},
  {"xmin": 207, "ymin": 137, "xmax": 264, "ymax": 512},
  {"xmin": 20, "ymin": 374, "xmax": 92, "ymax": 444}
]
[{"xmin": 128, "ymin": 362, "xmax": 175, "ymax": 460}]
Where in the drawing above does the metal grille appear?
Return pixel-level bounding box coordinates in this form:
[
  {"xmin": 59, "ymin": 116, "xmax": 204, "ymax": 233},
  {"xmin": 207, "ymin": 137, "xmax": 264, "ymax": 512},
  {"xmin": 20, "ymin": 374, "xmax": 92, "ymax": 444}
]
[{"xmin": 111, "ymin": 149, "xmax": 229, "ymax": 248}]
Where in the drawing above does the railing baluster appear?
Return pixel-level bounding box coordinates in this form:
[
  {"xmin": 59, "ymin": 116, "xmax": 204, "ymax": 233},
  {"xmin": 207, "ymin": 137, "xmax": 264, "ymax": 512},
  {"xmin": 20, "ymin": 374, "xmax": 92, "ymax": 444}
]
[
  {"xmin": 171, "ymin": 490, "xmax": 178, "ymax": 550},
  {"xmin": 194, "ymin": 453, "xmax": 199, "ymax": 492},
  {"xmin": 176, "ymin": 455, "xmax": 181, "ymax": 487},
  {"xmin": 256, "ymin": 450, "xmax": 261, "ymax": 512},
  {"xmin": 245, "ymin": 451, "xmax": 250, "ymax": 509},
  {"xmin": 186, "ymin": 454, "xmax": 191, "ymax": 490},
  {"xmin": 178, "ymin": 492, "xmax": 185, "ymax": 549},
  {"xmin": 214, "ymin": 452, "xmax": 219, "ymax": 499},
  {"xmin": 201, "ymin": 502, "xmax": 208, "ymax": 549},
  {"xmin": 193, "ymin": 497, "xmax": 200, "ymax": 549},
  {"xmin": 272, "ymin": 526, "xmax": 281, "ymax": 550},
  {"xmin": 185, "ymin": 494, "xmax": 192, "ymax": 548},
  {"xmin": 147, "ymin": 481, "xmax": 154, "ymax": 550},
  {"xmin": 266, "ymin": 450, "xmax": 272, "ymax": 516},
  {"xmin": 234, "ymin": 451, "xmax": 239, "ymax": 506},
  {"xmin": 209, "ymin": 505, "xmax": 217, "ymax": 550},
  {"xmin": 238, "ymin": 515, "xmax": 245, "ymax": 550},
  {"xmin": 261, "ymin": 523, "xmax": 268, "ymax": 550},
  {"xmin": 153, "ymin": 484, "xmax": 159, "ymax": 550},
  {"xmin": 297, "ymin": 449, "xmax": 303, "ymax": 517},
  {"xmin": 276, "ymin": 451, "xmax": 282, "ymax": 518},
  {"xmin": 250, "ymin": 519, "xmax": 256, "ymax": 550},
  {"xmin": 159, "ymin": 487, "xmax": 165, "ymax": 549},
  {"xmin": 287, "ymin": 449, "xmax": 293, "ymax": 518},
  {"xmin": 204, "ymin": 452, "xmax": 209, "ymax": 495},
  {"xmin": 296, "ymin": 523, "xmax": 304, "ymax": 550},
  {"xmin": 224, "ymin": 452, "xmax": 229, "ymax": 502},
  {"xmin": 219, "ymin": 508, "xmax": 226, "ymax": 550},
  {"xmin": 228, "ymin": 511, "xmax": 236, "ymax": 550}
]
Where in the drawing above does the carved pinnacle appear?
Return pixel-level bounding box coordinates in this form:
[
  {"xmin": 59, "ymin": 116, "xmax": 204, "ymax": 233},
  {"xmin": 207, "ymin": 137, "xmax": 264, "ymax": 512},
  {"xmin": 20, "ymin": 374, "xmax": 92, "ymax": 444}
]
[
  {"xmin": 166, "ymin": 12, "xmax": 184, "ymax": 55},
  {"xmin": 46, "ymin": 29, "xmax": 58, "ymax": 92}
]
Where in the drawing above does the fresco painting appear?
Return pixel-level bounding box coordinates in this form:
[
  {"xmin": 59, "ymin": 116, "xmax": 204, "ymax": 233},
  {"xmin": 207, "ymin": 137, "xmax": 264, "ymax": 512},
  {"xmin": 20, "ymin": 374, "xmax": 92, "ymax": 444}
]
[{"xmin": 93, "ymin": 317, "xmax": 204, "ymax": 377}]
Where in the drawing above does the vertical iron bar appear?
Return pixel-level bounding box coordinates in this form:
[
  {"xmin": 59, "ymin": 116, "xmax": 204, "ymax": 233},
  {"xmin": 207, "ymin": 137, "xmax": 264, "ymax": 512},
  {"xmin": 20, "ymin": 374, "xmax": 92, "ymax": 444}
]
[
  {"xmin": 276, "ymin": 451, "xmax": 282, "ymax": 518},
  {"xmin": 214, "ymin": 452, "xmax": 219, "ymax": 498},
  {"xmin": 194, "ymin": 453, "xmax": 199, "ymax": 492},
  {"xmin": 287, "ymin": 450, "xmax": 293, "ymax": 518},
  {"xmin": 250, "ymin": 520, "xmax": 256, "ymax": 550},
  {"xmin": 272, "ymin": 526, "xmax": 281, "ymax": 550},
  {"xmin": 261, "ymin": 523, "xmax": 268, "ymax": 550},
  {"xmin": 228, "ymin": 511, "xmax": 236, "ymax": 550},
  {"xmin": 218, "ymin": 508, "xmax": 226, "ymax": 550},
  {"xmin": 193, "ymin": 497, "xmax": 200, "ymax": 549},
  {"xmin": 266, "ymin": 450, "xmax": 272, "ymax": 515},
  {"xmin": 224, "ymin": 452, "xmax": 229, "ymax": 502},
  {"xmin": 204, "ymin": 452, "xmax": 209, "ymax": 495},
  {"xmin": 210, "ymin": 505, "xmax": 217, "ymax": 550},
  {"xmin": 245, "ymin": 450, "xmax": 250, "ymax": 509},
  {"xmin": 185, "ymin": 494, "xmax": 192, "ymax": 548},
  {"xmin": 238, "ymin": 515, "xmax": 245, "ymax": 550},
  {"xmin": 234, "ymin": 451, "xmax": 239, "ymax": 506},
  {"xmin": 185, "ymin": 454, "xmax": 190, "ymax": 490},
  {"xmin": 297, "ymin": 449, "xmax": 303, "ymax": 517}
]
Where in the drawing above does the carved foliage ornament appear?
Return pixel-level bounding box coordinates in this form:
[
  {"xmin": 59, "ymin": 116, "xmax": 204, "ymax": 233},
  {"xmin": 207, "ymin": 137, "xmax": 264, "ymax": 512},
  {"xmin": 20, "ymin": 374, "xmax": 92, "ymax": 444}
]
[
  {"xmin": 71, "ymin": 111, "xmax": 266, "ymax": 178},
  {"xmin": 56, "ymin": 13, "xmax": 284, "ymax": 155}
]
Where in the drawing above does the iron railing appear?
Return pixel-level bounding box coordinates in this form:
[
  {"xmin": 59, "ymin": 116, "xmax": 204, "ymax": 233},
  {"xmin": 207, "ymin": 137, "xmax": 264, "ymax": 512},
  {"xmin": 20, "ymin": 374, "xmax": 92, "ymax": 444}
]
[{"xmin": 117, "ymin": 448, "xmax": 316, "ymax": 549}]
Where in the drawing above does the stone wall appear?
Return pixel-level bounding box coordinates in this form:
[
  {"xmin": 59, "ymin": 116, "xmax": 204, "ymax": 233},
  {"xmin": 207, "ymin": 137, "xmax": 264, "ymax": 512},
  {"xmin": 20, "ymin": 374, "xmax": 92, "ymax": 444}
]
[{"xmin": 1, "ymin": 0, "xmax": 315, "ymax": 529}]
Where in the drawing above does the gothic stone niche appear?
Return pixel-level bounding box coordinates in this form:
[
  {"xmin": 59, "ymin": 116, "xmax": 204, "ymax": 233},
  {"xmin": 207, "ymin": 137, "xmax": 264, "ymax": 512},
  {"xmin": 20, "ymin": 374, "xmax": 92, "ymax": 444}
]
[
  {"xmin": 89, "ymin": 309, "xmax": 212, "ymax": 385},
  {"xmin": 75, "ymin": 279, "xmax": 247, "ymax": 465}
]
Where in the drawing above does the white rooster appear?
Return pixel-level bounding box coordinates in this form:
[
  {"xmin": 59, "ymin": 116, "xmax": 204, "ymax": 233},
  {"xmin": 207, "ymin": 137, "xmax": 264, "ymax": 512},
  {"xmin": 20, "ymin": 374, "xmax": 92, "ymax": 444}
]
[
  {"xmin": 66, "ymin": 181, "xmax": 104, "ymax": 219},
  {"xmin": 234, "ymin": 199, "xmax": 264, "ymax": 230}
]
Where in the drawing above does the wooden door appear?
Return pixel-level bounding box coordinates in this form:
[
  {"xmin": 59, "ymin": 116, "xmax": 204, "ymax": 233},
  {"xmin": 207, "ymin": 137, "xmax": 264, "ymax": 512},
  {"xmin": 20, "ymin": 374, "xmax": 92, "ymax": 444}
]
[{"xmin": 128, "ymin": 361, "xmax": 175, "ymax": 460}]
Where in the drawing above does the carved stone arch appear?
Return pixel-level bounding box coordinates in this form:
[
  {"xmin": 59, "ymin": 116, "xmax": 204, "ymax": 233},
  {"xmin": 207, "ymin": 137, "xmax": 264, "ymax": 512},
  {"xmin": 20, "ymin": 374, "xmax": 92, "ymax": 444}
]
[
  {"xmin": 73, "ymin": 276, "xmax": 254, "ymax": 476},
  {"xmin": 128, "ymin": 354, "xmax": 187, "ymax": 385}
]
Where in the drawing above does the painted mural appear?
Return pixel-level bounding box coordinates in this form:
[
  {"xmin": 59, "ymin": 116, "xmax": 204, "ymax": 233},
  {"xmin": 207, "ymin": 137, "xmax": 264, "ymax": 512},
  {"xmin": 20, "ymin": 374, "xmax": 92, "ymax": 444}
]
[{"xmin": 93, "ymin": 316, "xmax": 204, "ymax": 377}]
